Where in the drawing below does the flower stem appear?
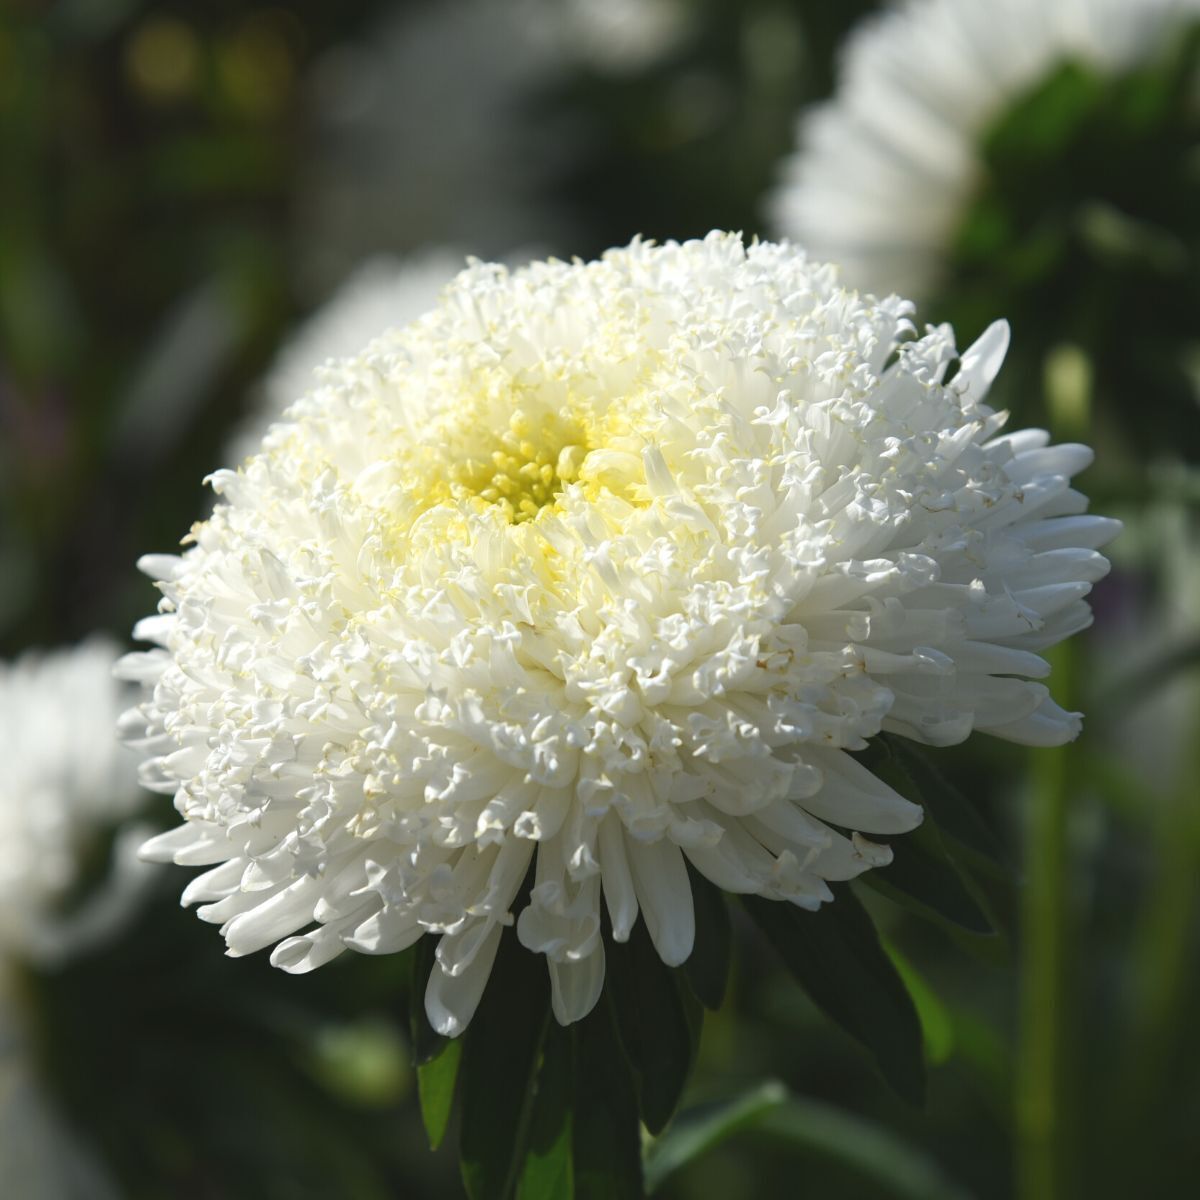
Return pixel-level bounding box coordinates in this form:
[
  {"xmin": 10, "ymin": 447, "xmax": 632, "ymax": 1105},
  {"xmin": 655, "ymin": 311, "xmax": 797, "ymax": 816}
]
[
  {"xmin": 1016, "ymin": 346, "xmax": 1090, "ymax": 1200},
  {"xmin": 1015, "ymin": 643, "xmax": 1073, "ymax": 1200},
  {"xmin": 1120, "ymin": 691, "xmax": 1200, "ymax": 1115}
]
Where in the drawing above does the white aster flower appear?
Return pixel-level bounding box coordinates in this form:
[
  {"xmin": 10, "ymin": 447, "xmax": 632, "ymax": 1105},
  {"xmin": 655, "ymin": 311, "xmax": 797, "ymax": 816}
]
[
  {"xmin": 0, "ymin": 640, "xmax": 145, "ymax": 963},
  {"xmin": 226, "ymin": 251, "xmax": 464, "ymax": 467},
  {"xmin": 123, "ymin": 233, "xmax": 1117, "ymax": 1034},
  {"xmin": 770, "ymin": 0, "xmax": 1200, "ymax": 298}
]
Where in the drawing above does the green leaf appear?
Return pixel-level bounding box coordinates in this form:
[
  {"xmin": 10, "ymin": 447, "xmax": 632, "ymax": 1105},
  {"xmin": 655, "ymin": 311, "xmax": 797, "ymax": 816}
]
[
  {"xmin": 409, "ymin": 936, "xmax": 449, "ymax": 1067},
  {"xmin": 982, "ymin": 60, "xmax": 1103, "ymax": 168},
  {"xmin": 644, "ymin": 1082, "xmax": 787, "ymax": 1193},
  {"xmin": 854, "ymin": 747, "xmax": 1015, "ymax": 943},
  {"xmin": 417, "ymin": 1037, "xmax": 461, "ymax": 1151},
  {"xmin": 865, "ymin": 819, "xmax": 995, "ymax": 934},
  {"xmin": 459, "ymin": 929, "xmax": 552, "ymax": 1200},
  {"xmin": 682, "ymin": 866, "xmax": 732, "ymax": 1010},
  {"xmin": 742, "ymin": 889, "xmax": 926, "ymax": 1104},
  {"xmin": 754, "ymin": 1095, "xmax": 973, "ymax": 1200},
  {"xmin": 517, "ymin": 1023, "xmax": 574, "ymax": 1200},
  {"xmin": 679, "ymin": 978, "xmax": 704, "ymax": 1068},
  {"xmin": 572, "ymin": 997, "xmax": 645, "ymax": 1200},
  {"xmin": 1077, "ymin": 201, "xmax": 1188, "ymax": 273},
  {"xmin": 607, "ymin": 918, "xmax": 700, "ymax": 1134},
  {"xmin": 877, "ymin": 735, "xmax": 1007, "ymax": 869},
  {"xmin": 886, "ymin": 947, "xmax": 955, "ymax": 1066},
  {"xmin": 309, "ymin": 1017, "xmax": 409, "ymax": 1108},
  {"xmin": 646, "ymin": 1083, "xmax": 972, "ymax": 1199}
]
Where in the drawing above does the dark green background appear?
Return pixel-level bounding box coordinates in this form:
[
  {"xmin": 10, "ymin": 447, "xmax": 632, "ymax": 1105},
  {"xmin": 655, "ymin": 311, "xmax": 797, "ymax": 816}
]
[{"xmin": 1, "ymin": 1, "xmax": 1197, "ymax": 1197}]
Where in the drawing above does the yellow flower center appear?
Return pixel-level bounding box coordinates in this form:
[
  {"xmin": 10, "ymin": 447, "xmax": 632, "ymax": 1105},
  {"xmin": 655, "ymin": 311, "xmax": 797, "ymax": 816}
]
[
  {"xmin": 446, "ymin": 408, "xmax": 589, "ymax": 525},
  {"xmin": 365, "ymin": 354, "xmax": 660, "ymax": 549}
]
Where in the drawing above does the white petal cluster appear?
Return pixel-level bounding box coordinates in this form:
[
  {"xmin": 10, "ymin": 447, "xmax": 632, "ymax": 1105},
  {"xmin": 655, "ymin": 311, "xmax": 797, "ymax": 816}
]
[
  {"xmin": 0, "ymin": 640, "xmax": 143, "ymax": 960},
  {"xmin": 771, "ymin": 0, "xmax": 1200, "ymax": 298},
  {"xmin": 123, "ymin": 233, "xmax": 1116, "ymax": 1033},
  {"xmin": 226, "ymin": 251, "xmax": 464, "ymax": 467}
]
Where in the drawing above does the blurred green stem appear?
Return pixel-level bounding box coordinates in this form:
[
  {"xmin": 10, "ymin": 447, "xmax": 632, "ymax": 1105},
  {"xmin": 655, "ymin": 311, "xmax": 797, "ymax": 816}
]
[
  {"xmin": 1016, "ymin": 347, "xmax": 1090, "ymax": 1200},
  {"xmin": 1016, "ymin": 643, "xmax": 1073, "ymax": 1200},
  {"xmin": 1121, "ymin": 693, "xmax": 1200, "ymax": 1113}
]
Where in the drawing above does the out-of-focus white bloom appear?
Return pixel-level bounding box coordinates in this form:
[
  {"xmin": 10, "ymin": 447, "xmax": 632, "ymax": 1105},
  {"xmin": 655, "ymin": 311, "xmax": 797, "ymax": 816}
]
[
  {"xmin": 124, "ymin": 233, "xmax": 1116, "ymax": 1034},
  {"xmin": 227, "ymin": 252, "xmax": 464, "ymax": 467},
  {"xmin": 1105, "ymin": 468, "xmax": 1200, "ymax": 791},
  {"xmin": 298, "ymin": 0, "xmax": 570, "ymax": 287},
  {"xmin": 771, "ymin": 0, "xmax": 1200, "ymax": 298},
  {"xmin": 524, "ymin": 0, "xmax": 692, "ymax": 74},
  {"xmin": 0, "ymin": 641, "xmax": 145, "ymax": 962}
]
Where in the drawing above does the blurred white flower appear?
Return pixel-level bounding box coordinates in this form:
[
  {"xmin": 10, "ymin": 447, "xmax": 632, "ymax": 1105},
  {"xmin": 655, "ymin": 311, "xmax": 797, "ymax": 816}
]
[
  {"xmin": 227, "ymin": 251, "xmax": 465, "ymax": 467},
  {"xmin": 1105, "ymin": 467, "xmax": 1200, "ymax": 790},
  {"xmin": 771, "ymin": 0, "xmax": 1200, "ymax": 298},
  {"xmin": 524, "ymin": 0, "xmax": 692, "ymax": 74},
  {"xmin": 124, "ymin": 233, "xmax": 1115, "ymax": 1034},
  {"xmin": 298, "ymin": 0, "xmax": 571, "ymax": 288},
  {"xmin": 0, "ymin": 640, "xmax": 147, "ymax": 963}
]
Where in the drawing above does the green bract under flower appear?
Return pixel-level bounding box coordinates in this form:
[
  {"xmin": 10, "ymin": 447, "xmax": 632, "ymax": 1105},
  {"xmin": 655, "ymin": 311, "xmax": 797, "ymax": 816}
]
[{"xmin": 121, "ymin": 233, "xmax": 1116, "ymax": 1034}]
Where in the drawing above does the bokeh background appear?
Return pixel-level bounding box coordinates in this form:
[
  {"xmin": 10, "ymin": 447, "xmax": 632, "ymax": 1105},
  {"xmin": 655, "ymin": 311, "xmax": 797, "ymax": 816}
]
[{"xmin": 0, "ymin": 1, "xmax": 1197, "ymax": 1197}]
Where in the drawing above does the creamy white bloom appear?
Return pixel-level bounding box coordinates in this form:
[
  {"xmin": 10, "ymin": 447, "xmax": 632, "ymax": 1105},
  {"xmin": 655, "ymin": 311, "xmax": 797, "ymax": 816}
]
[
  {"xmin": 123, "ymin": 233, "xmax": 1116, "ymax": 1034},
  {"xmin": 0, "ymin": 641, "xmax": 144, "ymax": 961},
  {"xmin": 226, "ymin": 252, "xmax": 465, "ymax": 468},
  {"xmin": 771, "ymin": 0, "xmax": 1200, "ymax": 298}
]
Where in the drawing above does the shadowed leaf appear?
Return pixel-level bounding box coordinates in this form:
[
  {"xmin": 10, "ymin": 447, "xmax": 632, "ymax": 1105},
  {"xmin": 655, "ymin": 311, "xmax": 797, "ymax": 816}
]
[{"xmin": 743, "ymin": 889, "xmax": 926, "ymax": 1104}]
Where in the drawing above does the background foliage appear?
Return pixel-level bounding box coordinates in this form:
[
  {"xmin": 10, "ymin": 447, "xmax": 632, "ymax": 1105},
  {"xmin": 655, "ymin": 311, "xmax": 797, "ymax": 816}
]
[{"xmin": 1, "ymin": 1, "xmax": 1197, "ymax": 1197}]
